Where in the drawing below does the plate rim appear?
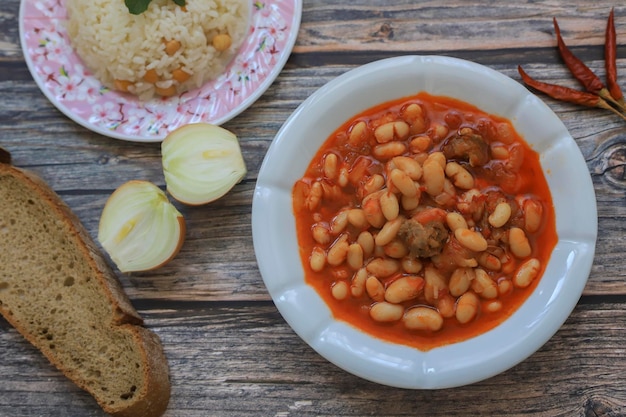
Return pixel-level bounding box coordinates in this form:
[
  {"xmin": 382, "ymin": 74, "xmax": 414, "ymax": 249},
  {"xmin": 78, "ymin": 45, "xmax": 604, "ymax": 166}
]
[
  {"xmin": 18, "ymin": 0, "xmax": 303, "ymax": 142},
  {"xmin": 252, "ymin": 54, "xmax": 598, "ymax": 389}
]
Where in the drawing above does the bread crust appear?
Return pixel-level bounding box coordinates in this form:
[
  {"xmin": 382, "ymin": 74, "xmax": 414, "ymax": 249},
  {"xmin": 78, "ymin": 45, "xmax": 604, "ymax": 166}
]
[{"xmin": 0, "ymin": 155, "xmax": 170, "ymax": 416}]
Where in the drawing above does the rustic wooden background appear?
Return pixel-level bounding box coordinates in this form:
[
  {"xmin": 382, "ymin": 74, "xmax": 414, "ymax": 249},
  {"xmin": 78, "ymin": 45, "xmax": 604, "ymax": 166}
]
[{"xmin": 1, "ymin": 0, "xmax": 625, "ymax": 416}]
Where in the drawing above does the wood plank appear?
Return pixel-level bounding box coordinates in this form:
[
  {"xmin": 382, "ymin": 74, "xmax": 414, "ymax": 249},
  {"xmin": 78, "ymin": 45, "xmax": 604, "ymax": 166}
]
[
  {"xmin": 1, "ymin": 300, "xmax": 625, "ymax": 416},
  {"xmin": 3, "ymin": 1, "xmax": 626, "ymax": 58}
]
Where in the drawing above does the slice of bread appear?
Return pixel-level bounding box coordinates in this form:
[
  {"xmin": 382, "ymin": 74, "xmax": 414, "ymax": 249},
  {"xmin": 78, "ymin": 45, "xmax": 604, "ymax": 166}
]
[{"xmin": 0, "ymin": 150, "xmax": 170, "ymax": 417}]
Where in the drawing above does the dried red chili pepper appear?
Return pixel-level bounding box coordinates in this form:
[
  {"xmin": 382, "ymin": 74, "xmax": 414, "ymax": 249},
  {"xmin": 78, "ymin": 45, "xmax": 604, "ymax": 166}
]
[
  {"xmin": 518, "ymin": 66, "xmax": 601, "ymax": 106},
  {"xmin": 553, "ymin": 17, "xmax": 606, "ymax": 95},
  {"xmin": 518, "ymin": 66, "xmax": 626, "ymax": 121},
  {"xmin": 605, "ymin": 8, "xmax": 625, "ymax": 105}
]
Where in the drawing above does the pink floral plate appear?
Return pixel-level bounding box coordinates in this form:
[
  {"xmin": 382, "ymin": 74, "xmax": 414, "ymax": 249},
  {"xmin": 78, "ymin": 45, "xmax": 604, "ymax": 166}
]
[{"xmin": 19, "ymin": 0, "xmax": 302, "ymax": 142}]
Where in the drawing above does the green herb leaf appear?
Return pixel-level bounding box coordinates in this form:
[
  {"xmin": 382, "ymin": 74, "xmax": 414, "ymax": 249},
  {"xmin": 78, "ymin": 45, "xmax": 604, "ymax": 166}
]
[
  {"xmin": 125, "ymin": 0, "xmax": 152, "ymax": 15},
  {"xmin": 125, "ymin": 0, "xmax": 186, "ymax": 15}
]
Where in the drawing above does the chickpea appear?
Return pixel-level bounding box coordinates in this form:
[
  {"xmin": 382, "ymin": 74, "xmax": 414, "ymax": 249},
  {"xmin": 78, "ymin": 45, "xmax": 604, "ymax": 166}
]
[
  {"xmin": 142, "ymin": 69, "xmax": 159, "ymax": 84},
  {"xmin": 164, "ymin": 39, "xmax": 182, "ymax": 56},
  {"xmin": 113, "ymin": 79, "xmax": 133, "ymax": 93},
  {"xmin": 172, "ymin": 68, "xmax": 191, "ymax": 83},
  {"xmin": 212, "ymin": 33, "xmax": 232, "ymax": 51}
]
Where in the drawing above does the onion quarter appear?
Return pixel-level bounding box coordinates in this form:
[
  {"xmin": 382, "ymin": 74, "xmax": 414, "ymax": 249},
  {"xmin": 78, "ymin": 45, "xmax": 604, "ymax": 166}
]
[
  {"xmin": 161, "ymin": 123, "xmax": 247, "ymax": 205},
  {"xmin": 98, "ymin": 180, "xmax": 185, "ymax": 272}
]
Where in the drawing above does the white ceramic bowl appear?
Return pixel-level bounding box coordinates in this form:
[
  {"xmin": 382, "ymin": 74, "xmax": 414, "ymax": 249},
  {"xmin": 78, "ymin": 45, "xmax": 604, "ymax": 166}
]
[{"xmin": 252, "ymin": 55, "xmax": 597, "ymax": 389}]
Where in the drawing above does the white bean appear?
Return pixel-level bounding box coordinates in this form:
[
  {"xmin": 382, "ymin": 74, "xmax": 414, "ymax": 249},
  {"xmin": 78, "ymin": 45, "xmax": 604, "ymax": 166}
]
[
  {"xmin": 455, "ymin": 228, "xmax": 488, "ymax": 252},
  {"xmin": 346, "ymin": 243, "xmax": 364, "ymax": 270},
  {"xmin": 424, "ymin": 265, "xmax": 447, "ymax": 303},
  {"xmin": 331, "ymin": 281, "xmax": 349, "ymax": 300},
  {"xmin": 390, "ymin": 168, "xmax": 418, "ymax": 198},
  {"xmin": 403, "ymin": 307, "xmax": 443, "ymax": 331},
  {"xmin": 471, "ymin": 268, "xmax": 498, "ymax": 299},
  {"xmin": 445, "ymin": 161, "xmax": 474, "ymax": 189},
  {"xmin": 401, "ymin": 194, "xmax": 421, "ymax": 211},
  {"xmin": 422, "ymin": 159, "xmax": 445, "ymax": 196},
  {"xmin": 374, "ymin": 216, "xmax": 404, "ymax": 247},
  {"xmin": 477, "ymin": 252, "xmax": 502, "ymax": 271},
  {"xmin": 524, "ymin": 199, "xmax": 543, "ymax": 233},
  {"xmin": 449, "ymin": 267, "xmax": 475, "ymax": 297},
  {"xmin": 509, "ymin": 227, "xmax": 532, "ymax": 258},
  {"xmin": 337, "ymin": 165, "xmax": 349, "ymax": 187},
  {"xmin": 372, "ymin": 142, "xmax": 407, "ymax": 159},
  {"xmin": 323, "ymin": 153, "xmax": 339, "ymax": 180},
  {"xmin": 456, "ymin": 291, "xmax": 480, "ymax": 324},
  {"xmin": 446, "ymin": 212, "xmax": 468, "ymax": 232},
  {"xmin": 306, "ymin": 181, "xmax": 323, "ymax": 211},
  {"xmin": 327, "ymin": 234, "xmax": 349, "ymax": 266},
  {"xmin": 350, "ymin": 268, "xmax": 368, "ymax": 298},
  {"xmin": 391, "ymin": 156, "xmax": 422, "ymax": 180},
  {"xmin": 513, "ymin": 258, "xmax": 541, "ymax": 288},
  {"xmin": 347, "ymin": 208, "xmax": 369, "ymax": 229},
  {"xmin": 409, "ymin": 136, "xmax": 431, "ymax": 153},
  {"xmin": 379, "ymin": 191, "xmax": 400, "ymax": 221},
  {"xmin": 374, "ymin": 121, "xmax": 409, "ymax": 144},
  {"xmin": 484, "ymin": 300, "xmax": 503, "ymax": 313},
  {"xmin": 362, "ymin": 195, "xmax": 386, "ymax": 229},
  {"xmin": 312, "ymin": 223, "xmax": 332, "ymax": 245},
  {"xmin": 309, "ymin": 247, "xmax": 326, "ymax": 272},
  {"xmin": 370, "ymin": 302, "xmax": 404, "ymax": 322},
  {"xmin": 384, "ymin": 275, "xmax": 425, "ymax": 304},
  {"xmin": 357, "ymin": 231, "xmax": 375, "ymax": 257},
  {"xmin": 401, "ymin": 257, "xmax": 423, "ymax": 274},
  {"xmin": 365, "ymin": 276, "xmax": 385, "ymax": 301},
  {"xmin": 383, "ymin": 240, "xmax": 409, "ymax": 259},
  {"xmin": 374, "ymin": 122, "xmax": 395, "ymax": 143},
  {"xmin": 498, "ymin": 278, "xmax": 513, "ymax": 296},
  {"xmin": 362, "ymin": 174, "xmax": 385, "ymax": 196},
  {"xmin": 366, "ymin": 258, "xmax": 400, "ymax": 278},
  {"xmin": 330, "ymin": 210, "xmax": 349, "ymax": 235},
  {"xmin": 348, "ymin": 120, "xmax": 369, "ymax": 146},
  {"xmin": 488, "ymin": 202, "xmax": 512, "ymax": 228},
  {"xmin": 436, "ymin": 293, "xmax": 456, "ymax": 318}
]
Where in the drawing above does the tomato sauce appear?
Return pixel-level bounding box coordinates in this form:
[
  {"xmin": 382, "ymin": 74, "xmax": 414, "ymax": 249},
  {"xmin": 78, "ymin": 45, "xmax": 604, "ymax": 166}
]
[{"xmin": 293, "ymin": 92, "xmax": 557, "ymax": 351}]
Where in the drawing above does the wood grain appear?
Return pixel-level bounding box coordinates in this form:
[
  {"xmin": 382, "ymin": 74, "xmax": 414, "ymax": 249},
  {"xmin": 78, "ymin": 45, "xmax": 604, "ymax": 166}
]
[
  {"xmin": 1, "ymin": 0, "xmax": 626, "ymax": 416},
  {"xmin": 1, "ymin": 301, "xmax": 625, "ymax": 416}
]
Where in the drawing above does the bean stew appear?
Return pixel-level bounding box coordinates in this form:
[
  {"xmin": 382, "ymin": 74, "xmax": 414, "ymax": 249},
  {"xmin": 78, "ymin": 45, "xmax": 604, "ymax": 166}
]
[{"xmin": 292, "ymin": 92, "xmax": 557, "ymax": 351}]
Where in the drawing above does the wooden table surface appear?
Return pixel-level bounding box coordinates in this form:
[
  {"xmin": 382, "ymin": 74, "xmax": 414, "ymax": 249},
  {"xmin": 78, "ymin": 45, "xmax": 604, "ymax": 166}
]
[{"xmin": 1, "ymin": 0, "xmax": 625, "ymax": 416}]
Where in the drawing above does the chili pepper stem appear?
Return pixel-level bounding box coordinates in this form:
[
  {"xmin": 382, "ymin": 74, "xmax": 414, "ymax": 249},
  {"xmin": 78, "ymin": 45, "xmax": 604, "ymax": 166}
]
[
  {"xmin": 599, "ymin": 88, "xmax": 626, "ymax": 113},
  {"xmin": 597, "ymin": 97, "xmax": 626, "ymax": 121}
]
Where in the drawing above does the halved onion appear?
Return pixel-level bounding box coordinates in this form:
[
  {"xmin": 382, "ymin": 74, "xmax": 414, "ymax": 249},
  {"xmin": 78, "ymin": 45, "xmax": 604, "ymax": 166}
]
[
  {"xmin": 98, "ymin": 180, "xmax": 185, "ymax": 272},
  {"xmin": 161, "ymin": 123, "xmax": 247, "ymax": 205}
]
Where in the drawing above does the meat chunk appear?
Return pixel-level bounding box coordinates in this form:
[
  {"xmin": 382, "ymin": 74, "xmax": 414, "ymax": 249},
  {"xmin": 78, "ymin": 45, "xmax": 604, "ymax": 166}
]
[
  {"xmin": 431, "ymin": 237, "xmax": 477, "ymax": 274},
  {"xmin": 442, "ymin": 128, "xmax": 489, "ymax": 167},
  {"xmin": 398, "ymin": 218, "xmax": 448, "ymax": 258}
]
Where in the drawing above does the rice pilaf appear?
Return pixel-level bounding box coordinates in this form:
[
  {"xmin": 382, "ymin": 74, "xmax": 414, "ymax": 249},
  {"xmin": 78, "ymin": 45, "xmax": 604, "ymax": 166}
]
[{"xmin": 65, "ymin": 0, "xmax": 249, "ymax": 99}]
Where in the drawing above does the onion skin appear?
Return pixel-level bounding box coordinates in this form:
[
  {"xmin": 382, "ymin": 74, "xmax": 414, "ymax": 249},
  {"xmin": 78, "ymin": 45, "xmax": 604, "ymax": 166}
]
[
  {"xmin": 161, "ymin": 123, "xmax": 247, "ymax": 206},
  {"xmin": 98, "ymin": 180, "xmax": 186, "ymax": 273}
]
